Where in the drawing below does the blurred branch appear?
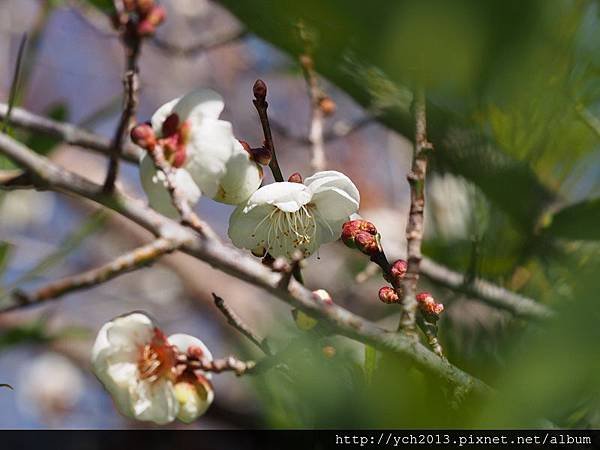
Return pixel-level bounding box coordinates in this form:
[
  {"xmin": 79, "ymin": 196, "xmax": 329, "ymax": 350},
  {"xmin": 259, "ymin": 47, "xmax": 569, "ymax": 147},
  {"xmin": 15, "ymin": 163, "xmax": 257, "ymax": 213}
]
[
  {"xmin": 2, "ymin": 238, "xmax": 179, "ymax": 312},
  {"xmin": 150, "ymin": 30, "xmax": 248, "ymax": 57},
  {"xmin": 0, "ymin": 133, "xmax": 491, "ymax": 397},
  {"xmin": 269, "ymin": 116, "xmax": 373, "ymax": 145},
  {"xmin": 212, "ymin": 293, "xmax": 272, "ymax": 355},
  {"xmin": 2, "ymin": 33, "xmax": 27, "ymax": 133},
  {"xmin": 575, "ymin": 103, "xmax": 600, "ymax": 138},
  {"xmin": 186, "ymin": 355, "xmax": 256, "ymax": 376},
  {"xmin": 399, "ymin": 86, "xmax": 433, "ymax": 334},
  {"xmin": 0, "ymin": 104, "xmax": 142, "ymax": 162}
]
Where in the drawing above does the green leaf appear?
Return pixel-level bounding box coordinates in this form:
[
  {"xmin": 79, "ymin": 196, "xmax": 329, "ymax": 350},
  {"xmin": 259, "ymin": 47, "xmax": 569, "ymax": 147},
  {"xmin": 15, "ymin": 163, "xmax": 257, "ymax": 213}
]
[
  {"xmin": 364, "ymin": 344, "xmax": 377, "ymax": 386},
  {"xmin": 545, "ymin": 198, "xmax": 600, "ymax": 240},
  {"xmin": 0, "ymin": 242, "xmax": 12, "ymax": 277},
  {"xmin": 84, "ymin": 0, "xmax": 116, "ymax": 14}
]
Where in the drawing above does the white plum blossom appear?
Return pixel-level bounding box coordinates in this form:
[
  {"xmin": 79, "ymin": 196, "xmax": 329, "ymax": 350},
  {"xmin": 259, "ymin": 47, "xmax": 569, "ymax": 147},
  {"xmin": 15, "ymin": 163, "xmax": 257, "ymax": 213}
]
[
  {"xmin": 139, "ymin": 89, "xmax": 262, "ymax": 215},
  {"xmin": 228, "ymin": 170, "xmax": 360, "ymax": 259},
  {"xmin": 91, "ymin": 312, "xmax": 214, "ymax": 425}
]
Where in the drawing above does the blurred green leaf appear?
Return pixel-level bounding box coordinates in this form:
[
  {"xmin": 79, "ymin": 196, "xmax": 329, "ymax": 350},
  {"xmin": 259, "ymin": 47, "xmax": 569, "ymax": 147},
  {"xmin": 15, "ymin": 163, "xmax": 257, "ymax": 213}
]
[
  {"xmin": 363, "ymin": 344, "xmax": 377, "ymax": 386},
  {"xmin": 0, "ymin": 242, "xmax": 12, "ymax": 278},
  {"xmin": 545, "ymin": 198, "xmax": 600, "ymax": 240},
  {"xmin": 83, "ymin": 0, "xmax": 116, "ymax": 14}
]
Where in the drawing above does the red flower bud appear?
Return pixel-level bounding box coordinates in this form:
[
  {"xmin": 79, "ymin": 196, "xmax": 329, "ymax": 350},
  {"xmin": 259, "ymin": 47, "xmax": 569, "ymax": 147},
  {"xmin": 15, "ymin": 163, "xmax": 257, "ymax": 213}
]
[
  {"xmin": 145, "ymin": 5, "xmax": 166, "ymax": 25},
  {"xmin": 312, "ymin": 289, "xmax": 333, "ymax": 306},
  {"xmin": 161, "ymin": 113, "xmax": 180, "ymax": 137},
  {"xmin": 288, "ymin": 172, "xmax": 303, "ymax": 184},
  {"xmin": 354, "ymin": 231, "xmax": 380, "ymax": 256},
  {"xmin": 130, "ymin": 123, "xmax": 156, "ymax": 150},
  {"xmin": 136, "ymin": 0, "xmax": 155, "ymax": 15},
  {"xmin": 416, "ymin": 292, "xmax": 444, "ymax": 319},
  {"xmin": 390, "ymin": 259, "xmax": 408, "ymax": 282},
  {"xmin": 378, "ymin": 286, "xmax": 399, "ymax": 304},
  {"xmin": 249, "ymin": 146, "xmax": 271, "ymax": 165},
  {"xmin": 253, "ymin": 79, "xmax": 267, "ymax": 101}
]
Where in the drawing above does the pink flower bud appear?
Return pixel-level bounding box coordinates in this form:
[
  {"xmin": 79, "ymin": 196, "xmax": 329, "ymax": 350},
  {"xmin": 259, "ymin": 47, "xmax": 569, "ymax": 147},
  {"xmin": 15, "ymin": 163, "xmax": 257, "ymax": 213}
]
[
  {"xmin": 288, "ymin": 172, "xmax": 303, "ymax": 184},
  {"xmin": 416, "ymin": 292, "xmax": 444, "ymax": 319},
  {"xmin": 390, "ymin": 259, "xmax": 408, "ymax": 282},
  {"xmin": 137, "ymin": 19, "xmax": 156, "ymax": 36},
  {"xmin": 378, "ymin": 286, "xmax": 399, "ymax": 304},
  {"xmin": 130, "ymin": 123, "xmax": 156, "ymax": 150},
  {"xmin": 146, "ymin": 5, "xmax": 166, "ymax": 25},
  {"xmin": 354, "ymin": 231, "xmax": 380, "ymax": 256},
  {"xmin": 136, "ymin": 0, "xmax": 155, "ymax": 15},
  {"xmin": 312, "ymin": 289, "xmax": 333, "ymax": 306}
]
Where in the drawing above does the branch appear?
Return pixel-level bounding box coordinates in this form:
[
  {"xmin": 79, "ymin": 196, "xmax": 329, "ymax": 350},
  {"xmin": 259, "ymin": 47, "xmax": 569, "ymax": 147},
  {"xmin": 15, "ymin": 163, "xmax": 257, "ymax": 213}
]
[
  {"xmin": 187, "ymin": 356, "xmax": 256, "ymax": 376},
  {"xmin": 150, "ymin": 30, "xmax": 248, "ymax": 58},
  {"xmin": 299, "ymin": 53, "xmax": 327, "ymax": 171},
  {"xmin": 0, "ymin": 133, "xmax": 491, "ymax": 397},
  {"xmin": 0, "ymin": 105, "xmax": 548, "ymax": 320},
  {"xmin": 2, "ymin": 238, "xmax": 179, "ymax": 312},
  {"xmin": 102, "ymin": 3, "xmax": 142, "ymax": 193},
  {"xmin": 399, "ymin": 86, "xmax": 433, "ymax": 333},
  {"xmin": 0, "ymin": 104, "xmax": 142, "ymax": 163},
  {"xmin": 252, "ymin": 80, "xmax": 284, "ymax": 182},
  {"xmin": 269, "ymin": 116, "xmax": 373, "ymax": 145},
  {"xmin": 212, "ymin": 293, "xmax": 272, "ymax": 356}
]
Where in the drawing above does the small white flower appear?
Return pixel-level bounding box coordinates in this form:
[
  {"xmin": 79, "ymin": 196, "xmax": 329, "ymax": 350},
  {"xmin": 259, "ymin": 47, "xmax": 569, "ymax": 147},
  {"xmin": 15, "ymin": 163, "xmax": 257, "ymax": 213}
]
[
  {"xmin": 139, "ymin": 89, "xmax": 262, "ymax": 212},
  {"xmin": 228, "ymin": 170, "xmax": 360, "ymax": 259},
  {"xmin": 91, "ymin": 312, "xmax": 214, "ymax": 425}
]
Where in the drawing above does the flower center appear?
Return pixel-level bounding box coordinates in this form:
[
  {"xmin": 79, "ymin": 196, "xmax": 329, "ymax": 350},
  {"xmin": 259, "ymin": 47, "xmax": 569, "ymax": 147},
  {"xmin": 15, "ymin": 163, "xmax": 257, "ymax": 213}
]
[
  {"xmin": 158, "ymin": 113, "xmax": 190, "ymax": 168},
  {"xmin": 137, "ymin": 328, "xmax": 177, "ymax": 383},
  {"xmin": 252, "ymin": 204, "xmax": 318, "ymax": 257}
]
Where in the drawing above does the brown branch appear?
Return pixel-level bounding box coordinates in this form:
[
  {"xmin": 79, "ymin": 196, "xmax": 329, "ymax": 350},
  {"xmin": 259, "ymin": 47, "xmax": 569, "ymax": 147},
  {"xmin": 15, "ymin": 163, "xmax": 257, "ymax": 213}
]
[
  {"xmin": 212, "ymin": 293, "xmax": 272, "ymax": 356},
  {"xmin": 252, "ymin": 80, "xmax": 284, "ymax": 182},
  {"xmin": 102, "ymin": 7, "xmax": 142, "ymax": 193},
  {"xmin": 0, "ymin": 133, "xmax": 492, "ymax": 397},
  {"xmin": 150, "ymin": 30, "xmax": 248, "ymax": 58},
  {"xmin": 1, "ymin": 238, "xmax": 179, "ymax": 312},
  {"xmin": 399, "ymin": 86, "xmax": 433, "ymax": 334},
  {"xmin": 0, "ymin": 104, "xmax": 142, "ymax": 163}
]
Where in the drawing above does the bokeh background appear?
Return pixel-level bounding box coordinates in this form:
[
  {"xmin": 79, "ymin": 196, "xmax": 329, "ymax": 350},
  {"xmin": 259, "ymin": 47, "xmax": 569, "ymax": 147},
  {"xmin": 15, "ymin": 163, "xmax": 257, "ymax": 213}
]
[{"xmin": 0, "ymin": 0, "xmax": 599, "ymax": 429}]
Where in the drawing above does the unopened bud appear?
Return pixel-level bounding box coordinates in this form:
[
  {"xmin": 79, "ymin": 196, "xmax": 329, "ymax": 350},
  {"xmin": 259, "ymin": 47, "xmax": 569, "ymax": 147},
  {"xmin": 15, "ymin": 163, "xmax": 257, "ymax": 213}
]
[
  {"xmin": 378, "ymin": 286, "xmax": 399, "ymax": 304},
  {"xmin": 130, "ymin": 123, "xmax": 156, "ymax": 150},
  {"xmin": 253, "ymin": 79, "xmax": 267, "ymax": 101},
  {"xmin": 136, "ymin": 0, "xmax": 155, "ymax": 15},
  {"xmin": 312, "ymin": 289, "xmax": 333, "ymax": 306},
  {"xmin": 354, "ymin": 231, "xmax": 380, "ymax": 256},
  {"xmin": 322, "ymin": 345, "xmax": 336, "ymax": 358},
  {"xmin": 318, "ymin": 96, "xmax": 336, "ymax": 116},
  {"xmin": 288, "ymin": 172, "xmax": 303, "ymax": 184},
  {"xmin": 137, "ymin": 6, "xmax": 165, "ymax": 36},
  {"xmin": 390, "ymin": 260, "xmax": 408, "ymax": 282},
  {"xmin": 248, "ymin": 146, "xmax": 271, "ymax": 165},
  {"xmin": 161, "ymin": 113, "xmax": 180, "ymax": 137},
  {"xmin": 416, "ymin": 292, "xmax": 444, "ymax": 321}
]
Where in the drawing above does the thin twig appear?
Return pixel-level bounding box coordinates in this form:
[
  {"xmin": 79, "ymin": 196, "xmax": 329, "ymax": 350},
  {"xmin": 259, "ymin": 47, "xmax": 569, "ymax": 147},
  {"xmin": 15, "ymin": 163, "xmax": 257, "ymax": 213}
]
[
  {"xmin": 2, "ymin": 33, "xmax": 27, "ymax": 133},
  {"xmin": 3, "ymin": 238, "xmax": 179, "ymax": 312},
  {"xmin": 0, "ymin": 133, "xmax": 492, "ymax": 397},
  {"xmin": 399, "ymin": 86, "xmax": 433, "ymax": 334},
  {"xmin": 252, "ymin": 80, "xmax": 284, "ymax": 182},
  {"xmin": 102, "ymin": 8, "xmax": 141, "ymax": 193},
  {"xmin": 212, "ymin": 293, "xmax": 272, "ymax": 356},
  {"xmin": 269, "ymin": 116, "xmax": 373, "ymax": 145},
  {"xmin": 299, "ymin": 53, "xmax": 326, "ymax": 171},
  {"xmin": 146, "ymin": 144, "xmax": 211, "ymax": 237}
]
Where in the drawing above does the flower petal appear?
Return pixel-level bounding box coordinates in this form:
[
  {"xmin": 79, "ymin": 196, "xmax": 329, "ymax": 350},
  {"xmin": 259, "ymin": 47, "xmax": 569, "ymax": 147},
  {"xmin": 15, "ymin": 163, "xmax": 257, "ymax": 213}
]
[
  {"xmin": 139, "ymin": 154, "xmax": 201, "ymax": 218},
  {"xmin": 313, "ymin": 186, "xmax": 359, "ymax": 222},
  {"xmin": 130, "ymin": 378, "xmax": 179, "ymax": 425},
  {"xmin": 305, "ymin": 170, "xmax": 360, "ymax": 205},
  {"xmin": 228, "ymin": 203, "xmax": 275, "ymax": 254},
  {"xmin": 174, "ymin": 380, "xmax": 214, "ymax": 423},
  {"xmin": 185, "ymin": 118, "xmax": 234, "ymax": 198},
  {"xmin": 248, "ymin": 182, "xmax": 312, "ymax": 212},
  {"xmin": 151, "ymin": 98, "xmax": 180, "ymax": 135},
  {"xmin": 212, "ymin": 140, "xmax": 262, "ymax": 205},
  {"xmin": 172, "ymin": 89, "xmax": 224, "ymax": 122}
]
